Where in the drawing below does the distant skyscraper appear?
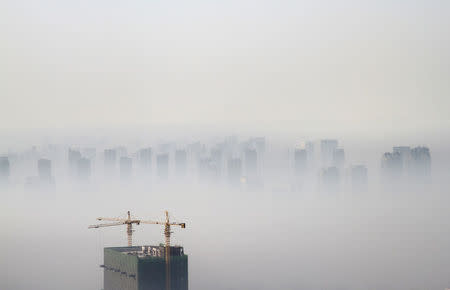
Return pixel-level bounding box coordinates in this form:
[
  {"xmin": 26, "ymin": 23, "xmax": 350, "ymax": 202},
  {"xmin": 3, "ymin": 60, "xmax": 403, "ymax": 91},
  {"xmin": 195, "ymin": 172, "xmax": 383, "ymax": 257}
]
[
  {"xmin": 321, "ymin": 139, "xmax": 338, "ymax": 167},
  {"xmin": 103, "ymin": 245, "xmax": 188, "ymax": 290},
  {"xmin": 198, "ymin": 157, "xmax": 220, "ymax": 182},
  {"xmin": 116, "ymin": 146, "xmax": 128, "ymax": 158},
  {"xmin": 320, "ymin": 166, "xmax": 340, "ymax": 191},
  {"xmin": 333, "ymin": 148, "xmax": 345, "ymax": 168},
  {"xmin": 82, "ymin": 148, "xmax": 96, "ymax": 161},
  {"xmin": 410, "ymin": 146, "xmax": 431, "ymax": 180},
  {"xmin": 77, "ymin": 157, "xmax": 91, "ymax": 181},
  {"xmin": 305, "ymin": 141, "xmax": 314, "ymax": 164},
  {"xmin": 175, "ymin": 150, "xmax": 187, "ymax": 176},
  {"xmin": 294, "ymin": 149, "xmax": 307, "ymax": 175},
  {"xmin": 244, "ymin": 148, "xmax": 257, "ymax": 176},
  {"xmin": 393, "ymin": 146, "xmax": 411, "ymax": 157},
  {"xmin": 211, "ymin": 147, "xmax": 223, "ymax": 175},
  {"xmin": 187, "ymin": 142, "xmax": 203, "ymax": 157},
  {"xmin": 250, "ymin": 137, "xmax": 266, "ymax": 155},
  {"xmin": 393, "ymin": 146, "xmax": 411, "ymax": 174},
  {"xmin": 351, "ymin": 165, "xmax": 368, "ymax": 192},
  {"xmin": 0, "ymin": 156, "xmax": 10, "ymax": 183},
  {"xmin": 381, "ymin": 152, "xmax": 402, "ymax": 183},
  {"xmin": 138, "ymin": 148, "xmax": 152, "ymax": 172},
  {"xmin": 157, "ymin": 154, "xmax": 169, "ymax": 180},
  {"xmin": 227, "ymin": 158, "xmax": 242, "ymax": 185},
  {"xmin": 68, "ymin": 149, "xmax": 82, "ymax": 177},
  {"xmin": 38, "ymin": 158, "xmax": 52, "ymax": 182},
  {"xmin": 158, "ymin": 143, "xmax": 174, "ymax": 153},
  {"xmin": 104, "ymin": 149, "xmax": 117, "ymax": 175},
  {"xmin": 120, "ymin": 157, "xmax": 133, "ymax": 180}
]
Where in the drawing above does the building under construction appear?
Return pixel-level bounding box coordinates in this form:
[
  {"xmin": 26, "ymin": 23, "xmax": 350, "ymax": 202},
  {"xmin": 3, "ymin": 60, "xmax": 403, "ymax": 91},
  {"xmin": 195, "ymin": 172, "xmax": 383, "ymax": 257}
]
[{"xmin": 103, "ymin": 245, "xmax": 188, "ymax": 290}]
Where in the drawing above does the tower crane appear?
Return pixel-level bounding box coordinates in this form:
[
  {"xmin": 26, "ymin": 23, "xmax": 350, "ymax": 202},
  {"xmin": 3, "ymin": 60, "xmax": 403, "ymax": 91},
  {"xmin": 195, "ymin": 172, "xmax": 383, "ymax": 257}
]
[
  {"xmin": 88, "ymin": 210, "xmax": 140, "ymax": 246},
  {"xmin": 88, "ymin": 210, "xmax": 186, "ymax": 290}
]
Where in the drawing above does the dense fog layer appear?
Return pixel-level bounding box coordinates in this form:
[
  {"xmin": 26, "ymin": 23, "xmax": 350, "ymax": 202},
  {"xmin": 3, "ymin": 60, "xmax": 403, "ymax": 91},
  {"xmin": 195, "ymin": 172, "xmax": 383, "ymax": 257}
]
[
  {"xmin": 2, "ymin": 0, "xmax": 449, "ymax": 289},
  {"xmin": 1, "ymin": 133, "xmax": 449, "ymax": 290}
]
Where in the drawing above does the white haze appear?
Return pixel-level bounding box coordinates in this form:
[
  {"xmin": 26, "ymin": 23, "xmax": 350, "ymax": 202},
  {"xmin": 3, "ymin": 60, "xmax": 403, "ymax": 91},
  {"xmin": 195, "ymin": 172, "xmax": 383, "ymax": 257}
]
[{"xmin": 1, "ymin": 134, "xmax": 450, "ymax": 290}]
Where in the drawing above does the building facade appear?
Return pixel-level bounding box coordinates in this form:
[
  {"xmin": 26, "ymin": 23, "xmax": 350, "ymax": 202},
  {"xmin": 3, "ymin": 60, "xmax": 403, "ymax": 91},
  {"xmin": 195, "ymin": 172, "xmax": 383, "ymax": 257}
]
[{"xmin": 103, "ymin": 245, "xmax": 188, "ymax": 290}]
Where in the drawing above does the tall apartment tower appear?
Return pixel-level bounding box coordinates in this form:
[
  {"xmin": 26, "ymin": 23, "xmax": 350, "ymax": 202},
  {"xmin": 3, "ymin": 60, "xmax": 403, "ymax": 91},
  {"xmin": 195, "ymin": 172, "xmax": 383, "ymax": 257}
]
[
  {"xmin": 319, "ymin": 166, "xmax": 340, "ymax": 192},
  {"xmin": 0, "ymin": 156, "xmax": 10, "ymax": 183},
  {"xmin": 381, "ymin": 152, "xmax": 402, "ymax": 183},
  {"xmin": 332, "ymin": 148, "xmax": 345, "ymax": 169},
  {"xmin": 227, "ymin": 158, "xmax": 242, "ymax": 185},
  {"xmin": 38, "ymin": 158, "xmax": 52, "ymax": 182},
  {"xmin": 410, "ymin": 146, "xmax": 431, "ymax": 180},
  {"xmin": 320, "ymin": 139, "xmax": 338, "ymax": 167},
  {"xmin": 305, "ymin": 141, "xmax": 314, "ymax": 162},
  {"xmin": 211, "ymin": 147, "xmax": 223, "ymax": 177},
  {"xmin": 104, "ymin": 149, "xmax": 117, "ymax": 176},
  {"xmin": 157, "ymin": 154, "xmax": 169, "ymax": 180},
  {"xmin": 120, "ymin": 157, "xmax": 133, "ymax": 180},
  {"xmin": 103, "ymin": 245, "xmax": 188, "ymax": 290},
  {"xmin": 77, "ymin": 157, "xmax": 91, "ymax": 181},
  {"xmin": 393, "ymin": 146, "xmax": 411, "ymax": 177},
  {"xmin": 244, "ymin": 148, "xmax": 257, "ymax": 176},
  {"xmin": 116, "ymin": 147, "xmax": 128, "ymax": 159},
  {"xmin": 294, "ymin": 149, "xmax": 307, "ymax": 175},
  {"xmin": 82, "ymin": 148, "xmax": 96, "ymax": 161},
  {"xmin": 68, "ymin": 149, "xmax": 82, "ymax": 177},
  {"xmin": 138, "ymin": 148, "xmax": 152, "ymax": 172},
  {"xmin": 175, "ymin": 150, "xmax": 187, "ymax": 176}
]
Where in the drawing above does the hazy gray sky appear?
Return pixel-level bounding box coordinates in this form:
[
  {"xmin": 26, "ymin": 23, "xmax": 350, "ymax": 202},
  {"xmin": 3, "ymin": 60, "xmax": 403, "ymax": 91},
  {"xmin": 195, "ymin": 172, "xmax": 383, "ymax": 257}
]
[{"xmin": 1, "ymin": 0, "xmax": 449, "ymax": 131}]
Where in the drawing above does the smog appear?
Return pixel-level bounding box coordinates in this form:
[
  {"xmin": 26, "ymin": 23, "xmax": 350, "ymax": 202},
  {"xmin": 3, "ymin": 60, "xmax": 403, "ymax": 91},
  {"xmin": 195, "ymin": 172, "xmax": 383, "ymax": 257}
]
[{"xmin": 1, "ymin": 1, "xmax": 450, "ymax": 289}]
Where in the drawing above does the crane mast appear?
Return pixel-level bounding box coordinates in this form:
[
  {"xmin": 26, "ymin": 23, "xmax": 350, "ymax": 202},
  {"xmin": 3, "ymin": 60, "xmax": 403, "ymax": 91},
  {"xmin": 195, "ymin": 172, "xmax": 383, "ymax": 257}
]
[{"xmin": 164, "ymin": 211, "xmax": 172, "ymax": 290}]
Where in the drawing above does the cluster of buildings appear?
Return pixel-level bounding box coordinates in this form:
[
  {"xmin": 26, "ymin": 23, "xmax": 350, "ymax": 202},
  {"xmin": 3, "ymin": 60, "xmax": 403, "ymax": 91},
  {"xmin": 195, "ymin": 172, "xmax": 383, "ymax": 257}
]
[
  {"xmin": 381, "ymin": 146, "xmax": 431, "ymax": 186},
  {"xmin": 0, "ymin": 137, "xmax": 432, "ymax": 193},
  {"xmin": 291, "ymin": 139, "xmax": 367, "ymax": 193}
]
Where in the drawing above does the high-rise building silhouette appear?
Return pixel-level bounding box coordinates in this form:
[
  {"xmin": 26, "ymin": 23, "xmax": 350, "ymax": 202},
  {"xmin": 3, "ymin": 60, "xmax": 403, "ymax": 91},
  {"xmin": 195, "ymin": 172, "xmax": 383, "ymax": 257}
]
[
  {"xmin": 82, "ymin": 148, "xmax": 96, "ymax": 161},
  {"xmin": 294, "ymin": 149, "xmax": 307, "ymax": 175},
  {"xmin": 0, "ymin": 156, "xmax": 10, "ymax": 183},
  {"xmin": 381, "ymin": 151, "xmax": 402, "ymax": 183},
  {"xmin": 103, "ymin": 245, "xmax": 188, "ymax": 290},
  {"xmin": 175, "ymin": 150, "xmax": 187, "ymax": 176},
  {"xmin": 319, "ymin": 166, "xmax": 340, "ymax": 191},
  {"xmin": 393, "ymin": 146, "xmax": 411, "ymax": 176},
  {"xmin": 332, "ymin": 148, "xmax": 345, "ymax": 168},
  {"xmin": 77, "ymin": 157, "xmax": 91, "ymax": 181},
  {"xmin": 410, "ymin": 146, "xmax": 431, "ymax": 181},
  {"xmin": 138, "ymin": 148, "xmax": 152, "ymax": 172},
  {"xmin": 120, "ymin": 157, "xmax": 133, "ymax": 180},
  {"xmin": 68, "ymin": 149, "xmax": 82, "ymax": 177},
  {"xmin": 320, "ymin": 139, "xmax": 338, "ymax": 167},
  {"xmin": 305, "ymin": 141, "xmax": 314, "ymax": 158},
  {"xmin": 244, "ymin": 148, "xmax": 257, "ymax": 176},
  {"xmin": 198, "ymin": 157, "xmax": 220, "ymax": 182},
  {"xmin": 157, "ymin": 154, "xmax": 169, "ymax": 180},
  {"xmin": 211, "ymin": 147, "xmax": 223, "ymax": 177},
  {"xmin": 249, "ymin": 137, "xmax": 266, "ymax": 155},
  {"xmin": 116, "ymin": 146, "xmax": 128, "ymax": 158},
  {"xmin": 227, "ymin": 158, "xmax": 242, "ymax": 185},
  {"xmin": 38, "ymin": 158, "xmax": 52, "ymax": 182},
  {"xmin": 104, "ymin": 149, "xmax": 117, "ymax": 176}
]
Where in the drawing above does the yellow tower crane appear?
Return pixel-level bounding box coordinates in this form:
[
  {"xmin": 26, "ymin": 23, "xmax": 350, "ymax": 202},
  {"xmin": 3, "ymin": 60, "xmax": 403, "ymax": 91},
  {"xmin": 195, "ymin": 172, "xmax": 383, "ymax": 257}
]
[{"xmin": 88, "ymin": 210, "xmax": 186, "ymax": 290}]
